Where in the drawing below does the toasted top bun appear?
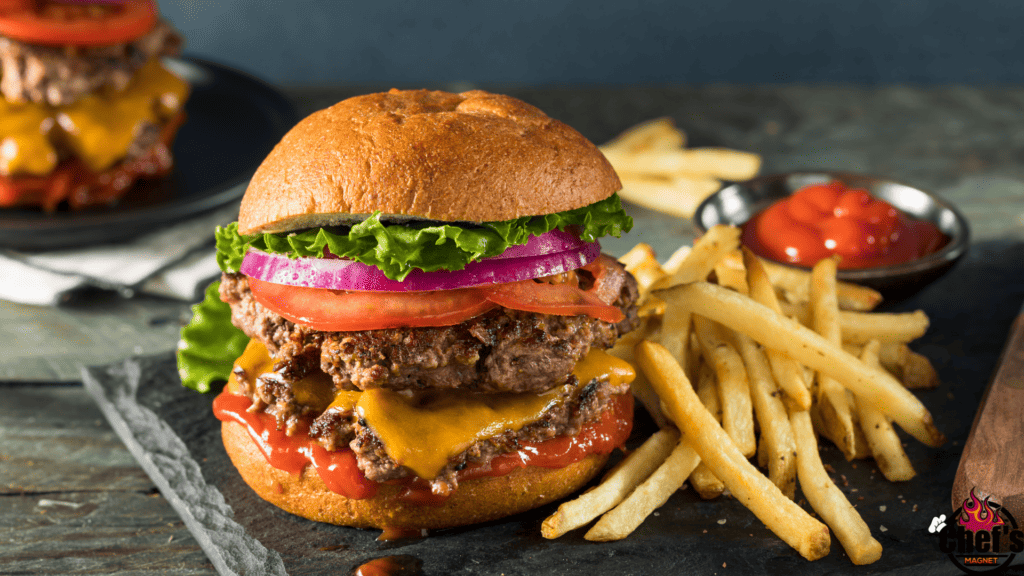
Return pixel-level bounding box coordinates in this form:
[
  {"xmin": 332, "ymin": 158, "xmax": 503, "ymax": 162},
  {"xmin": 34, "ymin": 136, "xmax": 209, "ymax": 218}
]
[
  {"xmin": 238, "ymin": 88, "xmax": 621, "ymax": 235},
  {"xmin": 221, "ymin": 418, "xmax": 611, "ymax": 530}
]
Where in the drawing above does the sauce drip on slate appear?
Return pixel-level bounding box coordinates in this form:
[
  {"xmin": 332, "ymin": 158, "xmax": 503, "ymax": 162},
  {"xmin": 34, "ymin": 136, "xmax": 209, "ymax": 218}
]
[
  {"xmin": 353, "ymin": 555, "xmax": 423, "ymax": 576},
  {"xmin": 376, "ymin": 527, "xmax": 426, "ymax": 542}
]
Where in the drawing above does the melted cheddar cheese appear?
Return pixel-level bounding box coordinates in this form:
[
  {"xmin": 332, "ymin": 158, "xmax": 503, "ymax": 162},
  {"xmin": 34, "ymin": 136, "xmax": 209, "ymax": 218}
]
[
  {"xmin": 228, "ymin": 339, "xmax": 635, "ymax": 481},
  {"xmin": 228, "ymin": 339, "xmax": 341, "ymax": 413},
  {"xmin": 0, "ymin": 59, "xmax": 189, "ymax": 177}
]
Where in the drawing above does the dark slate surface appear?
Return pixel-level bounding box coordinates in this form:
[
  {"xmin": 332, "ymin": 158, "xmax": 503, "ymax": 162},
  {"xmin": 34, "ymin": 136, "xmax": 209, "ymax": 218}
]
[{"xmin": 81, "ymin": 240, "xmax": 1024, "ymax": 576}]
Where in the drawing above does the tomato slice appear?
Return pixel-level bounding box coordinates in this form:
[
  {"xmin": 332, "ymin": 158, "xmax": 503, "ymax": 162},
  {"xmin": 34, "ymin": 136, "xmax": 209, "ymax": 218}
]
[
  {"xmin": 247, "ymin": 254, "xmax": 627, "ymax": 331},
  {"xmin": 248, "ymin": 277, "xmax": 498, "ymax": 332},
  {"xmin": 485, "ymin": 281, "xmax": 624, "ymax": 324},
  {"xmin": 0, "ymin": 1, "xmax": 156, "ymax": 46}
]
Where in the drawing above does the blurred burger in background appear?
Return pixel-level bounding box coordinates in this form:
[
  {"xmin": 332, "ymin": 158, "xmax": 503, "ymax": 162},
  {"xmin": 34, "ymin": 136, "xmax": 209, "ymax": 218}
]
[{"xmin": 0, "ymin": 0, "xmax": 189, "ymax": 211}]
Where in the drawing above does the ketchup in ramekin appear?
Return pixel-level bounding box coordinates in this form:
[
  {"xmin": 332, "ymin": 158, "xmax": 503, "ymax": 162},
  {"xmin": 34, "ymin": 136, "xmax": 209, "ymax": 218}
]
[{"xmin": 741, "ymin": 180, "xmax": 949, "ymax": 269}]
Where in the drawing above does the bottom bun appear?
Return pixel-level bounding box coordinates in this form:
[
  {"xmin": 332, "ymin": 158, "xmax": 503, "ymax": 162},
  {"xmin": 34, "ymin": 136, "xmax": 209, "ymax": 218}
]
[{"xmin": 221, "ymin": 419, "xmax": 611, "ymax": 530}]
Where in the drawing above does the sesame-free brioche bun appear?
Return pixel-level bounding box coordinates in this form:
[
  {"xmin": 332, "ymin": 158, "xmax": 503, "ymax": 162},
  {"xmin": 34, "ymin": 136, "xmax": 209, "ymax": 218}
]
[
  {"xmin": 221, "ymin": 418, "xmax": 611, "ymax": 530},
  {"xmin": 237, "ymin": 88, "xmax": 621, "ymax": 235}
]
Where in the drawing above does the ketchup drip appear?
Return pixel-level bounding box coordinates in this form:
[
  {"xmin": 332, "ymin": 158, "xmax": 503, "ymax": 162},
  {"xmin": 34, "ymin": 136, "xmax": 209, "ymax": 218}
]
[
  {"xmin": 212, "ymin": 390, "xmax": 633, "ymax": 504},
  {"xmin": 212, "ymin": 392, "xmax": 377, "ymax": 499},
  {"xmin": 353, "ymin": 555, "xmax": 423, "ymax": 576}
]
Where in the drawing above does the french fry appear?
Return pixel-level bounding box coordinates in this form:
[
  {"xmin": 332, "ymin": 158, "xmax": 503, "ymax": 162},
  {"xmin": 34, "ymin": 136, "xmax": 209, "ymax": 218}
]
[
  {"xmin": 780, "ymin": 302, "xmax": 930, "ymax": 345},
  {"xmin": 539, "ymin": 236, "xmax": 940, "ymax": 562},
  {"xmin": 696, "ymin": 361, "xmax": 723, "ymax": 422},
  {"xmin": 654, "ymin": 300, "xmax": 692, "ymax": 371},
  {"xmin": 619, "ymin": 242, "xmax": 658, "ymax": 270},
  {"xmin": 902, "ymin": 352, "xmax": 940, "ymax": 389},
  {"xmin": 846, "ymin": 342, "xmax": 929, "ymax": 389},
  {"xmin": 811, "ymin": 257, "xmax": 858, "ymax": 460},
  {"xmin": 690, "ymin": 362, "xmax": 725, "ymax": 499},
  {"xmin": 608, "ymin": 316, "xmax": 658, "ymax": 362},
  {"xmin": 839, "ymin": 309, "xmax": 929, "ymax": 345},
  {"xmin": 603, "ymin": 147, "xmax": 761, "ymax": 182},
  {"xmin": 600, "ymin": 117, "xmax": 685, "ymax": 154},
  {"xmin": 759, "ymin": 258, "xmax": 883, "ymax": 311},
  {"xmin": 608, "ymin": 318, "xmax": 670, "ymax": 428},
  {"xmin": 654, "ymin": 282, "xmax": 946, "ymax": 447},
  {"xmin": 650, "ymin": 225, "xmax": 741, "ymax": 367},
  {"xmin": 686, "ymin": 332, "xmax": 702, "ymax": 384},
  {"xmin": 617, "ymin": 175, "xmax": 721, "ymax": 219},
  {"xmin": 713, "ymin": 250, "xmax": 748, "ymax": 294},
  {"xmin": 857, "ymin": 341, "xmax": 917, "ymax": 482},
  {"xmin": 731, "ymin": 330, "xmax": 798, "ymax": 499},
  {"xmin": 655, "ymin": 225, "xmax": 741, "ymax": 289},
  {"xmin": 542, "ymin": 427, "xmax": 680, "ymax": 538},
  {"xmin": 812, "ymin": 394, "xmax": 872, "ymax": 460},
  {"xmin": 638, "ymin": 296, "xmax": 667, "ymax": 318},
  {"xmin": 636, "ymin": 341, "xmax": 831, "ymax": 561},
  {"xmin": 743, "ymin": 249, "xmax": 812, "ymax": 410},
  {"xmin": 788, "ymin": 403, "xmax": 883, "ymax": 565},
  {"xmin": 660, "ymin": 244, "xmax": 693, "ymax": 277},
  {"xmin": 602, "ymin": 121, "xmax": 761, "ymax": 219},
  {"xmin": 619, "ymin": 243, "xmax": 668, "ymax": 302},
  {"xmin": 878, "ymin": 343, "xmax": 940, "ymax": 389},
  {"xmin": 585, "ymin": 438, "xmax": 701, "ymax": 541},
  {"xmin": 693, "ymin": 315, "xmax": 757, "ymax": 458}
]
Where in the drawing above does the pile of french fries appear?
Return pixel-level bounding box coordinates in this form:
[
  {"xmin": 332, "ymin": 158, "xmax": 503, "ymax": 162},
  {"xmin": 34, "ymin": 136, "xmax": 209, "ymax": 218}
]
[
  {"xmin": 541, "ymin": 225, "xmax": 945, "ymax": 565},
  {"xmin": 599, "ymin": 118, "xmax": 762, "ymax": 218}
]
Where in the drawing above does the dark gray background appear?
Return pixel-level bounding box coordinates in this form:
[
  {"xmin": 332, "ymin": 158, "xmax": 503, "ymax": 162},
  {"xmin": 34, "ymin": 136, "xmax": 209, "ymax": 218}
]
[{"xmin": 159, "ymin": 0, "xmax": 1021, "ymax": 87}]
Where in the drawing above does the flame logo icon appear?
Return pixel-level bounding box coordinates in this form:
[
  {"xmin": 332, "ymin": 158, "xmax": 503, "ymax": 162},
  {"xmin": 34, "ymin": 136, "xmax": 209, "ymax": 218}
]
[{"xmin": 957, "ymin": 488, "xmax": 1005, "ymax": 533}]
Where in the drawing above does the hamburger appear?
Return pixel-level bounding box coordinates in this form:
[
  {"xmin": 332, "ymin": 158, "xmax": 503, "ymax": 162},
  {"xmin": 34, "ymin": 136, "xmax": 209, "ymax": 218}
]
[
  {"xmin": 177, "ymin": 88, "xmax": 640, "ymax": 530},
  {"xmin": 0, "ymin": 0, "xmax": 189, "ymax": 210}
]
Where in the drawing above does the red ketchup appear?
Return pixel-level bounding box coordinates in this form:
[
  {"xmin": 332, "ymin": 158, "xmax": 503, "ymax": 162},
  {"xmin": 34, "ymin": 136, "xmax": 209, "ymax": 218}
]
[
  {"xmin": 741, "ymin": 180, "xmax": 948, "ymax": 269},
  {"xmin": 212, "ymin": 392, "xmax": 377, "ymax": 499},
  {"xmin": 212, "ymin": 390, "xmax": 632, "ymax": 505},
  {"xmin": 0, "ymin": 113, "xmax": 184, "ymax": 211}
]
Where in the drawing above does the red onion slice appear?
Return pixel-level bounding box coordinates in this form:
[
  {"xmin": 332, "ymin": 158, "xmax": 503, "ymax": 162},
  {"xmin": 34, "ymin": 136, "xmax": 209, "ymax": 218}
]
[
  {"xmin": 241, "ymin": 242, "xmax": 601, "ymax": 292},
  {"xmin": 489, "ymin": 229, "xmax": 589, "ymax": 259}
]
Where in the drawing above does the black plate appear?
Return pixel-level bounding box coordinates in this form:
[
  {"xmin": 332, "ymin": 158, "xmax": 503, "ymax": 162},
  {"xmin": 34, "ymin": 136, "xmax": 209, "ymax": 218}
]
[{"xmin": 0, "ymin": 57, "xmax": 298, "ymax": 251}]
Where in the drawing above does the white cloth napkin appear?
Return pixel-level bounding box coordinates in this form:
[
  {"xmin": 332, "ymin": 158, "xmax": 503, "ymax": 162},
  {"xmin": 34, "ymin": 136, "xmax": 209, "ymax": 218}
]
[{"xmin": 0, "ymin": 205, "xmax": 237, "ymax": 306}]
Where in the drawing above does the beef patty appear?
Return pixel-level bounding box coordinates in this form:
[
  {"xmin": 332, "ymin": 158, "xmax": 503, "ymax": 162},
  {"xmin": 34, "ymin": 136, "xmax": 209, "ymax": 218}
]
[
  {"xmin": 219, "ymin": 255, "xmax": 639, "ymax": 400},
  {"xmin": 0, "ymin": 19, "xmax": 181, "ymax": 106},
  {"xmin": 322, "ymin": 375, "xmax": 628, "ymax": 495},
  {"xmin": 222, "ymin": 255, "xmax": 639, "ymax": 494},
  {"xmin": 231, "ymin": 362, "xmax": 630, "ymax": 496}
]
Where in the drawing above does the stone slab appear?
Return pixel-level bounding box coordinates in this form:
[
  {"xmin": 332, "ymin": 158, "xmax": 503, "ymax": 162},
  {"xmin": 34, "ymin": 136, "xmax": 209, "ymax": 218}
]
[{"xmin": 79, "ymin": 240, "xmax": 1024, "ymax": 575}]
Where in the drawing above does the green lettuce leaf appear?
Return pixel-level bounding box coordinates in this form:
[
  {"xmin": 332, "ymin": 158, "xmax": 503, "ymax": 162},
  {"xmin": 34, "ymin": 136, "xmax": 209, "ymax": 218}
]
[
  {"xmin": 176, "ymin": 280, "xmax": 249, "ymax": 393},
  {"xmin": 215, "ymin": 193, "xmax": 633, "ymax": 280}
]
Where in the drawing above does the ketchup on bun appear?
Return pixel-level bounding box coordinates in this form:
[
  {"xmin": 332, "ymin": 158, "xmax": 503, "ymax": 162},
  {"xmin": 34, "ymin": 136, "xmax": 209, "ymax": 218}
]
[{"xmin": 178, "ymin": 89, "xmax": 639, "ymax": 530}]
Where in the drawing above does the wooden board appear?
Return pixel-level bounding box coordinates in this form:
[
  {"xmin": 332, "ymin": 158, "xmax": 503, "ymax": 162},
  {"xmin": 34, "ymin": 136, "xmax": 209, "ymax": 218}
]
[{"xmin": 952, "ymin": 309, "xmax": 1024, "ymax": 521}]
